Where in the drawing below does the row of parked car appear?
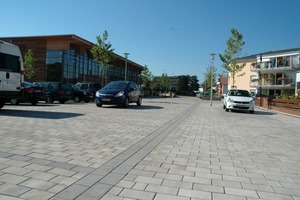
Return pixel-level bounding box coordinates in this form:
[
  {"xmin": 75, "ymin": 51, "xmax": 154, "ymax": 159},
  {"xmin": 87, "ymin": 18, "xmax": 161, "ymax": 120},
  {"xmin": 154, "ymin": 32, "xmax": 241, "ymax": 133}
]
[
  {"xmin": 9, "ymin": 80, "xmax": 144, "ymax": 109},
  {"xmin": 9, "ymin": 81, "xmax": 102, "ymax": 105}
]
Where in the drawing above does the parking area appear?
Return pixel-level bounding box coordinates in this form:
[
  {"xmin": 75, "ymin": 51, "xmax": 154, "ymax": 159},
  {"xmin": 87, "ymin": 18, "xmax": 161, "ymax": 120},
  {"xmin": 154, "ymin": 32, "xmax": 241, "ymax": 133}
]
[{"xmin": 0, "ymin": 97, "xmax": 300, "ymax": 200}]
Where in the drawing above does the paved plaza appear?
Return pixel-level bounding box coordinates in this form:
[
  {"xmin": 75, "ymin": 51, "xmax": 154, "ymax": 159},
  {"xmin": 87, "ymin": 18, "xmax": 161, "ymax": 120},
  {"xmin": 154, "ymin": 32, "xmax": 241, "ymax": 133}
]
[{"xmin": 0, "ymin": 97, "xmax": 299, "ymax": 200}]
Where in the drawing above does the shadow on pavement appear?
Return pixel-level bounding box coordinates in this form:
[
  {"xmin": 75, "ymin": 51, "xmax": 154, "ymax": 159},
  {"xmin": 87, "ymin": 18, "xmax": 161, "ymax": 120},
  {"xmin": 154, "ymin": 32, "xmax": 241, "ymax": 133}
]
[
  {"xmin": 99, "ymin": 105, "xmax": 164, "ymax": 110},
  {"xmin": 229, "ymin": 110, "xmax": 275, "ymax": 115},
  {"xmin": 0, "ymin": 109, "xmax": 84, "ymax": 119}
]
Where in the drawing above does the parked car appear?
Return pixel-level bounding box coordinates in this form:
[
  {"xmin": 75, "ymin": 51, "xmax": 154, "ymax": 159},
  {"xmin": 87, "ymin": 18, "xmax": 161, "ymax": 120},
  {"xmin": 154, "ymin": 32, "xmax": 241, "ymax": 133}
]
[
  {"xmin": 75, "ymin": 82, "xmax": 102, "ymax": 100},
  {"xmin": 10, "ymin": 81, "xmax": 45, "ymax": 105},
  {"xmin": 223, "ymin": 89, "xmax": 255, "ymax": 113},
  {"xmin": 95, "ymin": 81, "xmax": 142, "ymax": 108},
  {"xmin": 34, "ymin": 82, "xmax": 73, "ymax": 104},
  {"xmin": 69, "ymin": 84, "xmax": 93, "ymax": 103}
]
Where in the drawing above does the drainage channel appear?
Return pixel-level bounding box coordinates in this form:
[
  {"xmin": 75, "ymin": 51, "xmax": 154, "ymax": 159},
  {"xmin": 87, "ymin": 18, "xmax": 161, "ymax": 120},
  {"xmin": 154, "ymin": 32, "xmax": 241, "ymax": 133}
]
[{"xmin": 51, "ymin": 102, "xmax": 198, "ymax": 200}]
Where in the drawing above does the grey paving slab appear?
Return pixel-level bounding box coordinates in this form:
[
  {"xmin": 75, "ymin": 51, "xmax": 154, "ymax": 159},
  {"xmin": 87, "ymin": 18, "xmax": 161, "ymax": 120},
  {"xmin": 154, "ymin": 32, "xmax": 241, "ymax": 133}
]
[{"xmin": 0, "ymin": 97, "xmax": 300, "ymax": 200}]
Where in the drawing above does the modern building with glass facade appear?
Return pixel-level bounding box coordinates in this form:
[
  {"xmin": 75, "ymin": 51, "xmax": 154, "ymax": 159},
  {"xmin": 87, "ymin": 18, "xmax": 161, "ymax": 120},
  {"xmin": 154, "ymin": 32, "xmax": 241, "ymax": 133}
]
[{"xmin": 0, "ymin": 35, "xmax": 144, "ymax": 86}]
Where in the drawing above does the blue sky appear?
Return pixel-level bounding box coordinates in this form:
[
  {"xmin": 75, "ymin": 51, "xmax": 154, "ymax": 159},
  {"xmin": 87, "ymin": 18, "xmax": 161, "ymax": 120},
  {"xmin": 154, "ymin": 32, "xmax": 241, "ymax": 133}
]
[{"xmin": 1, "ymin": 0, "xmax": 300, "ymax": 82}]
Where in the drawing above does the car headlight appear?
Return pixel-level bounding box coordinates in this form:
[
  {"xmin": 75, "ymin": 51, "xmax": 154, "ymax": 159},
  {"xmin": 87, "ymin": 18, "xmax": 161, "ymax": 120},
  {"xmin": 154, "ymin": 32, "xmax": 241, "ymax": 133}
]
[
  {"xmin": 228, "ymin": 98, "xmax": 234, "ymax": 103},
  {"xmin": 96, "ymin": 91, "xmax": 100, "ymax": 97},
  {"xmin": 115, "ymin": 91, "xmax": 124, "ymax": 97}
]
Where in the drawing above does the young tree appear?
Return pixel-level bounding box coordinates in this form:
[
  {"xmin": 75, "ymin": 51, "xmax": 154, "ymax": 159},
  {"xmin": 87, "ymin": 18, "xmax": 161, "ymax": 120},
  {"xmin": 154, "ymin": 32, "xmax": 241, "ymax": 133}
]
[
  {"xmin": 219, "ymin": 28, "xmax": 245, "ymax": 88},
  {"xmin": 141, "ymin": 65, "xmax": 154, "ymax": 87},
  {"xmin": 203, "ymin": 66, "xmax": 217, "ymax": 93},
  {"xmin": 24, "ymin": 49, "xmax": 36, "ymax": 80},
  {"xmin": 159, "ymin": 73, "xmax": 170, "ymax": 92},
  {"xmin": 91, "ymin": 30, "xmax": 115, "ymax": 84}
]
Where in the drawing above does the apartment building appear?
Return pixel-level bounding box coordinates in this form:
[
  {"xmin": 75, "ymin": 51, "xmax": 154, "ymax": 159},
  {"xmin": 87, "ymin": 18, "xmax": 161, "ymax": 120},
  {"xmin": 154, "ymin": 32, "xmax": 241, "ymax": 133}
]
[
  {"xmin": 230, "ymin": 48, "xmax": 300, "ymax": 96},
  {"xmin": 252, "ymin": 48, "xmax": 300, "ymax": 96},
  {"xmin": 228, "ymin": 55, "xmax": 257, "ymax": 94}
]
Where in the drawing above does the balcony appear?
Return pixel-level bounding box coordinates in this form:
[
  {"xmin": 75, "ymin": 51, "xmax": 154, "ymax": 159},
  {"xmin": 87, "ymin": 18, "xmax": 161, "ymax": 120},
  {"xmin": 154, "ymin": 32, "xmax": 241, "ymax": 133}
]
[
  {"xmin": 259, "ymin": 78, "xmax": 295, "ymax": 89},
  {"xmin": 251, "ymin": 62, "xmax": 299, "ymax": 72},
  {"xmin": 249, "ymin": 80, "xmax": 258, "ymax": 87}
]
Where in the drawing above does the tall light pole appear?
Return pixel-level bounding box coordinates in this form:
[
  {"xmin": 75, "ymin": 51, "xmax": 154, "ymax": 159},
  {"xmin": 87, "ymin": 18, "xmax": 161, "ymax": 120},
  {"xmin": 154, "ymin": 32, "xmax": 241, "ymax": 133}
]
[
  {"xmin": 210, "ymin": 53, "xmax": 215, "ymax": 106},
  {"xmin": 124, "ymin": 53, "xmax": 129, "ymax": 81}
]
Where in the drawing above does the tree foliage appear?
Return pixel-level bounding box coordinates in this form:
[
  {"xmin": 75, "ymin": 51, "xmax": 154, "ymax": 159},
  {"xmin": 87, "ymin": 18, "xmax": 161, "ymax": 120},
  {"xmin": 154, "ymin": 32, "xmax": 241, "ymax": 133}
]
[
  {"xmin": 159, "ymin": 73, "xmax": 170, "ymax": 92},
  {"xmin": 203, "ymin": 66, "xmax": 217, "ymax": 93},
  {"xmin": 177, "ymin": 75, "xmax": 199, "ymax": 96},
  {"xmin": 91, "ymin": 30, "xmax": 115, "ymax": 71},
  {"xmin": 219, "ymin": 28, "xmax": 245, "ymax": 88},
  {"xmin": 141, "ymin": 65, "xmax": 154, "ymax": 87},
  {"xmin": 24, "ymin": 49, "xmax": 36, "ymax": 80}
]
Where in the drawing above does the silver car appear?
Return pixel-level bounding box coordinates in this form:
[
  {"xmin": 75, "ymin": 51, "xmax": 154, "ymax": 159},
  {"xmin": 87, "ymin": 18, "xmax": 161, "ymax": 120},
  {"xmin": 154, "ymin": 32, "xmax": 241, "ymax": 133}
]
[{"xmin": 223, "ymin": 89, "xmax": 255, "ymax": 113}]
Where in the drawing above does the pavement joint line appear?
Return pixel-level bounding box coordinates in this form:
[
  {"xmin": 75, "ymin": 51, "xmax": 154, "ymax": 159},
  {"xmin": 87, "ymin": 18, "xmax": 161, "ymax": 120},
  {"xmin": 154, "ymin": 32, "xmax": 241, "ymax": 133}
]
[{"xmin": 50, "ymin": 102, "xmax": 198, "ymax": 200}]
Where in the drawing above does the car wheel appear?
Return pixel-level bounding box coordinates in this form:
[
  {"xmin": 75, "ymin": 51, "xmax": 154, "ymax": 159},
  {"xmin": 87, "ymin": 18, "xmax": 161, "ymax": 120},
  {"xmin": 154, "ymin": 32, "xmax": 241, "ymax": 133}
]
[
  {"xmin": 249, "ymin": 110, "xmax": 254, "ymax": 114},
  {"xmin": 10, "ymin": 99, "xmax": 19, "ymax": 105},
  {"xmin": 96, "ymin": 102, "xmax": 102, "ymax": 107},
  {"xmin": 223, "ymin": 104, "xmax": 226, "ymax": 109},
  {"xmin": 45, "ymin": 95, "xmax": 54, "ymax": 103},
  {"xmin": 225, "ymin": 108, "xmax": 229, "ymax": 112},
  {"xmin": 137, "ymin": 97, "xmax": 142, "ymax": 106},
  {"xmin": 74, "ymin": 96, "xmax": 81, "ymax": 103},
  {"xmin": 0, "ymin": 100, "xmax": 5, "ymax": 109},
  {"xmin": 91, "ymin": 93, "xmax": 95, "ymax": 101},
  {"xmin": 123, "ymin": 98, "xmax": 129, "ymax": 108},
  {"xmin": 31, "ymin": 100, "xmax": 38, "ymax": 105}
]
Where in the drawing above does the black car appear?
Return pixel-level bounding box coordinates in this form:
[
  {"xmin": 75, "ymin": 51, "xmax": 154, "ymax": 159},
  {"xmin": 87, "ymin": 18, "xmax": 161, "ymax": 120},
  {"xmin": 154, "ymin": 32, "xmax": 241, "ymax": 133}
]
[
  {"xmin": 10, "ymin": 81, "xmax": 45, "ymax": 105},
  {"xmin": 34, "ymin": 82, "xmax": 73, "ymax": 104},
  {"xmin": 75, "ymin": 82, "xmax": 102, "ymax": 100},
  {"xmin": 95, "ymin": 81, "xmax": 142, "ymax": 108},
  {"xmin": 70, "ymin": 84, "xmax": 93, "ymax": 103}
]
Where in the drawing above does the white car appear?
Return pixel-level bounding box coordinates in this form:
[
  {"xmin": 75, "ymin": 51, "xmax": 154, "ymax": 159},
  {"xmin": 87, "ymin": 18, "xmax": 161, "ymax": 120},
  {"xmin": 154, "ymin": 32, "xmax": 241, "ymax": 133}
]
[{"xmin": 223, "ymin": 89, "xmax": 255, "ymax": 113}]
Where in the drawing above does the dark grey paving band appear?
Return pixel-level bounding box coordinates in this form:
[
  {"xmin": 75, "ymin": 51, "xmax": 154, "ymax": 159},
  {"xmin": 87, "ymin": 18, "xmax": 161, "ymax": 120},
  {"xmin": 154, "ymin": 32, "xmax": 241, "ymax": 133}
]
[{"xmin": 50, "ymin": 102, "xmax": 198, "ymax": 200}]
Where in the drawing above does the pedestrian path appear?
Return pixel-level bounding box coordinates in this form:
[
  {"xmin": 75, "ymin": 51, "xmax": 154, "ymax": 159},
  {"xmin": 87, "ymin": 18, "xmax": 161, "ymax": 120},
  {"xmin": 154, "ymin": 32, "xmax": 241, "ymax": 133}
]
[
  {"xmin": 50, "ymin": 100, "xmax": 198, "ymax": 200},
  {"xmin": 0, "ymin": 97, "xmax": 299, "ymax": 200}
]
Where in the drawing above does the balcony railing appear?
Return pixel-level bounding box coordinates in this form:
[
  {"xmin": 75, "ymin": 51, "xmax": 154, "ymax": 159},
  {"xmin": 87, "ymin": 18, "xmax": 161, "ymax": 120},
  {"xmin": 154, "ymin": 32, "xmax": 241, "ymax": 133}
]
[
  {"xmin": 251, "ymin": 63, "xmax": 300, "ymax": 71},
  {"xmin": 259, "ymin": 78, "xmax": 295, "ymax": 88}
]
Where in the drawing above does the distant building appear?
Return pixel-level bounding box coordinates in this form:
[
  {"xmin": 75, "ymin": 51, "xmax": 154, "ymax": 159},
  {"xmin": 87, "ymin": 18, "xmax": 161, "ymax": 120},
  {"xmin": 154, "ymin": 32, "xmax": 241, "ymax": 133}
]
[
  {"xmin": 0, "ymin": 35, "xmax": 144, "ymax": 85},
  {"xmin": 217, "ymin": 76, "xmax": 228, "ymax": 96},
  {"xmin": 153, "ymin": 76, "xmax": 178, "ymax": 92}
]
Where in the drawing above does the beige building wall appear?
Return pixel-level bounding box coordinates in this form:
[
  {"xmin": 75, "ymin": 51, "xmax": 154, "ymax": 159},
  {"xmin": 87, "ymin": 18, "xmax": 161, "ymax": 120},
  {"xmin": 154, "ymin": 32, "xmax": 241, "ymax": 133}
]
[{"xmin": 228, "ymin": 58, "xmax": 258, "ymax": 93}]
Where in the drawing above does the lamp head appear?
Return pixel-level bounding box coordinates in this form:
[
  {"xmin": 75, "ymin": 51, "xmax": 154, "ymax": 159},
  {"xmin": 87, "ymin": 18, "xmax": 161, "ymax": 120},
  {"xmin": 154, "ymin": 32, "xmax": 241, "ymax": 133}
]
[
  {"xmin": 210, "ymin": 53, "xmax": 216, "ymax": 60},
  {"xmin": 124, "ymin": 53, "xmax": 130, "ymax": 58}
]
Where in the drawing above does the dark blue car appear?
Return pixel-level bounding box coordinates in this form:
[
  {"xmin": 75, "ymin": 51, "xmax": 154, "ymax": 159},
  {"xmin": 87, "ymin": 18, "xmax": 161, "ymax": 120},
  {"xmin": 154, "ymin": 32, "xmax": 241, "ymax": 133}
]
[{"xmin": 95, "ymin": 81, "xmax": 142, "ymax": 108}]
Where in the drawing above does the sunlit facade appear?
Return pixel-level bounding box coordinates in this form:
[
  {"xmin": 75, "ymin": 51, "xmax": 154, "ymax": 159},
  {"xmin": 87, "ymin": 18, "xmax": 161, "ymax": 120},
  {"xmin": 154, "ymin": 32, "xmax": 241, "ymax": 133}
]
[
  {"xmin": 0, "ymin": 35, "xmax": 143, "ymax": 85},
  {"xmin": 252, "ymin": 48, "xmax": 300, "ymax": 96}
]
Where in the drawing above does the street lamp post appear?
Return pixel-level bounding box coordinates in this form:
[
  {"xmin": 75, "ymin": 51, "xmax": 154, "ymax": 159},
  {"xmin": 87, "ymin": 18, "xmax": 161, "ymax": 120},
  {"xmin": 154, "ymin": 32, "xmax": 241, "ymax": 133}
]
[
  {"xmin": 210, "ymin": 53, "xmax": 215, "ymax": 106},
  {"xmin": 124, "ymin": 53, "xmax": 129, "ymax": 81}
]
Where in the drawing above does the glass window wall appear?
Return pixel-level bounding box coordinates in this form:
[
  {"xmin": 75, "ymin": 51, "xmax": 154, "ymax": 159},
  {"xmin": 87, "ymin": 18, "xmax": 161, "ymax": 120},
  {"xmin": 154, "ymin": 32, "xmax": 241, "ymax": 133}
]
[{"xmin": 46, "ymin": 50, "xmax": 102, "ymax": 83}]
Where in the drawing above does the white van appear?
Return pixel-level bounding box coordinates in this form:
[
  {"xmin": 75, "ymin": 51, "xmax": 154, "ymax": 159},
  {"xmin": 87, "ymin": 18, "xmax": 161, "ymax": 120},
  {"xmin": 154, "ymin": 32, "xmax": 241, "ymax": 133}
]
[{"xmin": 0, "ymin": 40, "xmax": 24, "ymax": 109}]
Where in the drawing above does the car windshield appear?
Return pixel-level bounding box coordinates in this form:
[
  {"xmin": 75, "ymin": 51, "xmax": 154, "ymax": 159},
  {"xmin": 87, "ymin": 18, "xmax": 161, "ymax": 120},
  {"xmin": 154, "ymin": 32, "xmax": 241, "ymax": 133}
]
[
  {"xmin": 104, "ymin": 81, "xmax": 127, "ymax": 89},
  {"xmin": 72, "ymin": 85, "xmax": 81, "ymax": 91},
  {"xmin": 229, "ymin": 90, "xmax": 251, "ymax": 97},
  {"xmin": 24, "ymin": 81, "xmax": 33, "ymax": 87}
]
